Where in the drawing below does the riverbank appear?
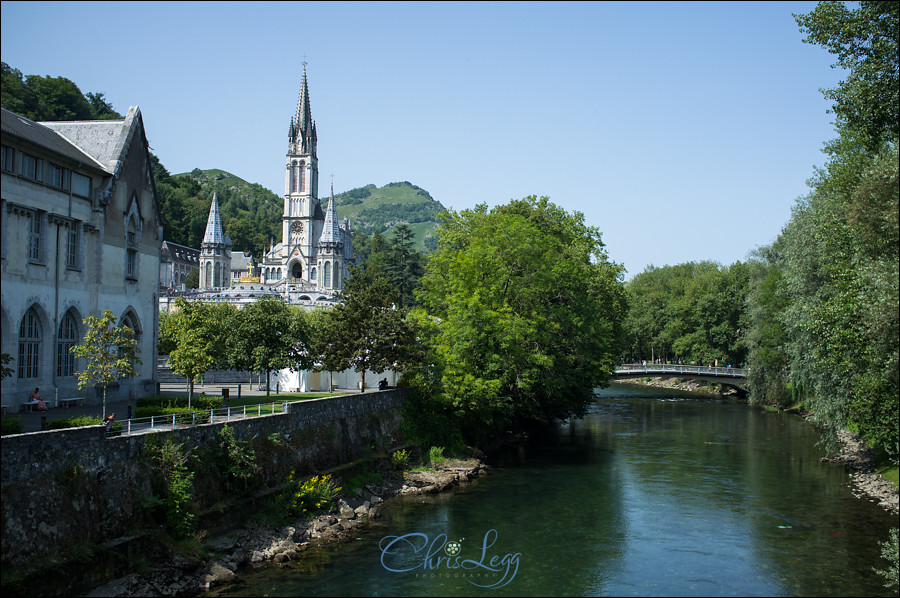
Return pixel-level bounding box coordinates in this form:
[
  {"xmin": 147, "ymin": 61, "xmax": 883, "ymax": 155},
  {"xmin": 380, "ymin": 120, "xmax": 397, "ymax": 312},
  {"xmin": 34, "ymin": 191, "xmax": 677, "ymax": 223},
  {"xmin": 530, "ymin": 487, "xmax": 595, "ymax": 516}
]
[
  {"xmin": 85, "ymin": 458, "xmax": 486, "ymax": 597},
  {"xmin": 614, "ymin": 376, "xmax": 739, "ymax": 397},
  {"xmin": 824, "ymin": 429, "xmax": 899, "ymax": 515},
  {"xmin": 618, "ymin": 377, "xmax": 898, "ymax": 516}
]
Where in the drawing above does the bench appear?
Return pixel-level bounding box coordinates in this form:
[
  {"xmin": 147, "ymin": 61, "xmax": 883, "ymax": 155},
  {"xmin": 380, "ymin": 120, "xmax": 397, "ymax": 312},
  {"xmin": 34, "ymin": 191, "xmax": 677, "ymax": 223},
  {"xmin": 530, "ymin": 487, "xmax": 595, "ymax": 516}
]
[
  {"xmin": 59, "ymin": 397, "xmax": 86, "ymax": 408},
  {"xmin": 23, "ymin": 400, "xmax": 42, "ymax": 412}
]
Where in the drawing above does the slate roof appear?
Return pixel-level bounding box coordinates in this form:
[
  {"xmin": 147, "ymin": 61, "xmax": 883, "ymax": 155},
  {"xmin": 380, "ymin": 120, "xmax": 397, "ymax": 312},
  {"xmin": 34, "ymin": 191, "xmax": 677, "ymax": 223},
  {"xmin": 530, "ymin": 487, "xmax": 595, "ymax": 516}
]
[{"xmin": 1, "ymin": 108, "xmax": 106, "ymax": 171}]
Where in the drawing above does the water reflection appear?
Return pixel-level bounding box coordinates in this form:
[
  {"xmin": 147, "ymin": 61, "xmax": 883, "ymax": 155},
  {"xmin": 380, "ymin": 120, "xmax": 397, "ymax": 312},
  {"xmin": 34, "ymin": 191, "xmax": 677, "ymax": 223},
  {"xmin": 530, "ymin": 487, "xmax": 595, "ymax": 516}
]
[{"xmin": 209, "ymin": 384, "xmax": 895, "ymax": 597}]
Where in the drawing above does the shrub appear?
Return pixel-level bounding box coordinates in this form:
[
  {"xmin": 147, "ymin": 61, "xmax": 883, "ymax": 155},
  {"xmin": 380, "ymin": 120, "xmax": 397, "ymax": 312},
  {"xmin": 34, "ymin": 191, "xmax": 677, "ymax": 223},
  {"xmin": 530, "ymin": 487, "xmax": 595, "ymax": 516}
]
[
  {"xmin": 391, "ymin": 449, "xmax": 410, "ymax": 470},
  {"xmin": 875, "ymin": 528, "xmax": 899, "ymax": 591},
  {"xmin": 0, "ymin": 417, "xmax": 22, "ymax": 436},
  {"xmin": 428, "ymin": 446, "xmax": 447, "ymax": 467},
  {"xmin": 45, "ymin": 416, "xmax": 102, "ymax": 430},
  {"xmin": 282, "ymin": 473, "xmax": 341, "ymax": 519}
]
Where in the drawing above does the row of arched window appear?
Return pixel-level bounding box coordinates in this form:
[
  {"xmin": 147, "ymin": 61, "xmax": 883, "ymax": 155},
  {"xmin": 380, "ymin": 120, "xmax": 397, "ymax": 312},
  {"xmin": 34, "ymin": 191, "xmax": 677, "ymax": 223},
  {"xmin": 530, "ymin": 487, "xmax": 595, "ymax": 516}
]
[
  {"xmin": 261, "ymin": 261, "xmax": 341, "ymax": 287},
  {"xmin": 14, "ymin": 306, "xmax": 140, "ymax": 380}
]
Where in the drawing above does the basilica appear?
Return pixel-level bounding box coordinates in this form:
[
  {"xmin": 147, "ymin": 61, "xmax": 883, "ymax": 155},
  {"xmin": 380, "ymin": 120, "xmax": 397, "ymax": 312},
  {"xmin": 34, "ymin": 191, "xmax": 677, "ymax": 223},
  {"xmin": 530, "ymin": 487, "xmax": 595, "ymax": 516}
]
[{"xmin": 259, "ymin": 65, "xmax": 354, "ymax": 294}]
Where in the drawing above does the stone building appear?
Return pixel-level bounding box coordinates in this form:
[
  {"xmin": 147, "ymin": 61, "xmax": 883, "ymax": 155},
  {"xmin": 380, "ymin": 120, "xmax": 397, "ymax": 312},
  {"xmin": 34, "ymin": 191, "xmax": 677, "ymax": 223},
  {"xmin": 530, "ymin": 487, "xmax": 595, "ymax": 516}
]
[
  {"xmin": 159, "ymin": 240, "xmax": 199, "ymax": 291},
  {"xmin": 1, "ymin": 106, "xmax": 162, "ymax": 409},
  {"xmin": 258, "ymin": 64, "xmax": 354, "ymax": 292}
]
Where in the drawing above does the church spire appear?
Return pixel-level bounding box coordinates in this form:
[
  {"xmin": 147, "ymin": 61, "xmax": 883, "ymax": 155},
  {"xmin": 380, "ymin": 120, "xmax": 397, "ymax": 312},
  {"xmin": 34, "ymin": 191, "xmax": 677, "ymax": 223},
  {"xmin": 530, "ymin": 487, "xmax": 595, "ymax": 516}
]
[
  {"xmin": 320, "ymin": 181, "xmax": 343, "ymax": 249},
  {"xmin": 202, "ymin": 191, "xmax": 225, "ymax": 246},
  {"xmin": 288, "ymin": 62, "xmax": 316, "ymax": 156}
]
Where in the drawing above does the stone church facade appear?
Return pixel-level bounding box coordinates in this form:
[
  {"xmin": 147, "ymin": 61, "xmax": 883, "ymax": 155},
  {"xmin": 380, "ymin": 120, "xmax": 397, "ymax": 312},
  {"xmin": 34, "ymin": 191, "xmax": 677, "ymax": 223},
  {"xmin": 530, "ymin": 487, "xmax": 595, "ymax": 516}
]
[
  {"xmin": 258, "ymin": 65, "xmax": 354, "ymax": 293},
  {"xmin": 1, "ymin": 106, "xmax": 162, "ymax": 409}
]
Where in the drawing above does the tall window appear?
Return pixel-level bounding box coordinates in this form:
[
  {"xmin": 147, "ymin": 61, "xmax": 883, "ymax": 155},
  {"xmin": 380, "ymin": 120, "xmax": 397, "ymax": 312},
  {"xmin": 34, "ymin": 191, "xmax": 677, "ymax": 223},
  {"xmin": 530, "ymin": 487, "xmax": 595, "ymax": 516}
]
[
  {"xmin": 47, "ymin": 163, "xmax": 70, "ymax": 190},
  {"xmin": 299, "ymin": 162, "xmax": 305, "ymax": 193},
  {"xmin": 57, "ymin": 312, "xmax": 77, "ymax": 377},
  {"xmin": 19, "ymin": 152, "xmax": 43, "ymax": 181},
  {"xmin": 292, "ymin": 161, "xmax": 299, "ymax": 193},
  {"xmin": 0, "ymin": 144, "xmax": 14, "ymax": 172},
  {"xmin": 126, "ymin": 217, "xmax": 137, "ymax": 279},
  {"xmin": 323, "ymin": 262, "xmax": 331, "ymax": 289},
  {"xmin": 66, "ymin": 227, "xmax": 78, "ymax": 269},
  {"xmin": 27, "ymin": 211, "xmax": 41, "ymax": 261},
  {"xmin": 18, "ymin": 308, "xmax": 41, "ymax": 379}
]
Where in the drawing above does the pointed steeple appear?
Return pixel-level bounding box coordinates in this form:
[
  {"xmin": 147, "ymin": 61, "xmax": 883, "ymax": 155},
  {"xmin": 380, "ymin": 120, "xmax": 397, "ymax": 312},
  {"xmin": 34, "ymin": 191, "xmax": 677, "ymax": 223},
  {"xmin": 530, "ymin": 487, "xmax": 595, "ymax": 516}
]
[
  {"xmin": 319, "ymin": 182, "xmax": 343, "ymax": 249},
  {"xmin": 288, "ymin": 63, "xmax": 317, "ymax": 156},
  {"xmin": 202, "ymin": 191, "xmax": 226, "ymax": 246}
]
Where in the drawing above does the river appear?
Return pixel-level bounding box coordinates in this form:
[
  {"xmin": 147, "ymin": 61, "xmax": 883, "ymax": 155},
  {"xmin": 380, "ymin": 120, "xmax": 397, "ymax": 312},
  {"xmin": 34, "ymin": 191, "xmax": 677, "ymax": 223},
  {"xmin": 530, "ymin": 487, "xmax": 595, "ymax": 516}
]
[{"xmin": 209, "ymin": 383, "xmax": 897, "ymax": 596}]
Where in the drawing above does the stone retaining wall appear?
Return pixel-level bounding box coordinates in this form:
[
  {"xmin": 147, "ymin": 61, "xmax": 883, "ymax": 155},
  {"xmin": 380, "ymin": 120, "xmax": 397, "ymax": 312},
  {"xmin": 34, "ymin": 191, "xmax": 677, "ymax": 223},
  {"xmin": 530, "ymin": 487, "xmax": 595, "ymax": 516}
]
[{"xmin": 0, "ymin": 389, "xmax": 406, "ymax": 568}]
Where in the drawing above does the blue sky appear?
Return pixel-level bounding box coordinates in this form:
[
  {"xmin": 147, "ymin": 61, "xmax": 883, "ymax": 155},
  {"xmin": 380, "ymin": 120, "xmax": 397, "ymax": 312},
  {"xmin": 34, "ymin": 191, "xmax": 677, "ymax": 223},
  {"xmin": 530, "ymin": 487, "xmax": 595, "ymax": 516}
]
[{"xmin": 1, "ymin": 1, "xmax": 845, "ymax": 278}]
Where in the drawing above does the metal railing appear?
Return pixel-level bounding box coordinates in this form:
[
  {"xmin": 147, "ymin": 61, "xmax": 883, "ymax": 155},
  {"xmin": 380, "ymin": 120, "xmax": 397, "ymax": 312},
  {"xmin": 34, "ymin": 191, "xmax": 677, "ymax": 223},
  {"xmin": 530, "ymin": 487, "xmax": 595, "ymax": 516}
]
[
  {"xmin": 615, "ymin": 363, "xmax": 747, "ymax": 378},
  {"xmin": 109, "ymin": 401, "xmax": 287, "ymax": 437}
]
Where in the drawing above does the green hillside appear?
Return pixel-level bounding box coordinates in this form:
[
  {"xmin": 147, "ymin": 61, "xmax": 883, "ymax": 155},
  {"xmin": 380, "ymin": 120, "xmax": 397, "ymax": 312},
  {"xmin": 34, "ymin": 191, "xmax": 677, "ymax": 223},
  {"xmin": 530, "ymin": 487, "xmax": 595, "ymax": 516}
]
[
  {"xmin": 333, "ymin": 181, "xmax": 445, "ymax": 252},
  {"xmin": 166, "ymin": 171, "xmax": 444, "ymax": 256}
]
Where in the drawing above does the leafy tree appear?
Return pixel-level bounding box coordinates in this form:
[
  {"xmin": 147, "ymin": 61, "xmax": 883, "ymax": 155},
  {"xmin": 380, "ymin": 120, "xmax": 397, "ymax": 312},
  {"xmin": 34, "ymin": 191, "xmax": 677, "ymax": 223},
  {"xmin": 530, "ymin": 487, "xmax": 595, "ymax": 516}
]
[
  {"xmin": 0, "ymin": 353, "xmax": 13, "ymax": 381},
  {"xmin": 70, "ymin": 310, "xmax": 141, "ymax": 418},
  {"xmin": 327, "ymin": 264, "xmax": 420, "ymax": 390},
  {"xmin": 743, "ymin": 2, "xmax": 899, "ymax": 462},
  {"xmin": 795, "ymin": 1, "xmax": 899, "ymax": 155},
  {"xmin": 386, "ymin": 224, "xmax": 425, "ymax": 308},
  {"xmin": 300, "ymin": 308, "xmax": 346, "ymax": 391},
  {"xmin": 84, "ymin": 91, "xmax": 123, "ymax": 119},
  {"xmin": 164, "ymin": 299, "xmax": 236, "ymax": 405},
  {"xmin": 418, "ymin": 197, "xmax": 626, "ymax": 440},
  {"xmin": 226, "ymin": 296, "xmax": 297, "ymax": 397},
  {"xmin": 180, "ymin": 267, "xmax": 198, "ymax": 290},
  {"xmin": 623, "ymin": 261, "xmax": 749, "ymax": 367}
]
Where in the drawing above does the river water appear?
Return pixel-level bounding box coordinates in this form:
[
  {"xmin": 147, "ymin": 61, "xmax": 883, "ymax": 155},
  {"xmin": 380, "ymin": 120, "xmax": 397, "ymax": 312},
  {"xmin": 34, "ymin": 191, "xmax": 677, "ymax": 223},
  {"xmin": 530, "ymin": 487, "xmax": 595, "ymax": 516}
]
[{"xmin": 209, "ymin": 383, "xmax": 897, "ymax": 596}]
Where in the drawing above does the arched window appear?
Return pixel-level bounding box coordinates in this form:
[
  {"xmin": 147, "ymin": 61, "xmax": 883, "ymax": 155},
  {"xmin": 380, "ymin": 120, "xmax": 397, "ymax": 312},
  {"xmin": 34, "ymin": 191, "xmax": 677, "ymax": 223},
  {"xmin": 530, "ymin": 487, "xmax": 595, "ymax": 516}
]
[
  {"xmin": 126, "ymin": 216, "xmax": 138, "ymax": 278},
  {"xmin": 333, "ymin": 264, "xmax": 341, "ymax": 288},
  {"xmin": 18, "ymin": 308, "xmax": 41, "ymax": 379},
  {"xmin": 299, "ymin": 161, "xmax": 305, "ymax": 193},
  {"xmin": 57, "ymin": 311, "xmax": 78, "ymax": 377},
  {"xmin": 292, "ymin": 161, "xmax": 299, "ymax": 193},
  {"xmin": 214, "ymin": 263, "xmax": 222, "ymax": 288},
  {"xmin": 311, "ymin": 267, "xmax": 317, "ymax": 281},
  {"xmin": 323, "ymin": 262, "xmax": 331, "ymax": 288}
]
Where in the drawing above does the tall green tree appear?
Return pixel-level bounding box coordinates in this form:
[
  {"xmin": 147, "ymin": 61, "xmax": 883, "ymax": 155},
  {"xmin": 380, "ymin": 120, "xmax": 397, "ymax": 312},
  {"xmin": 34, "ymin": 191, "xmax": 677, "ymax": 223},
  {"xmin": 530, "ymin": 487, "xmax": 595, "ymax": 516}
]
[
  {"xmin": 418, "ymin": 197, "xmax": 626, "ymax": 440},
  {"xmin": 327, "ymin": 264, "xmax": 420, "ymax": 391},
  {"xmin": 164, "ymin": 299, "xmax": 235, "ymax": 405},
  {"xmin": 386, "ymin": 224, "xmax": 425, "ymax": 309},
  {"xmin": 743, "ymin": 2, "xmax": 899, "ymax": 461},
  {"xmin": 226, "ymin": 296, "xmax": 296, "ymax": 397},
  {"xmin": 795, "ymin": 1, "xmax": 899, "ymax": 155},
  {"xmin": 70, "ymin": 310, "xmax": 141, "ymax": 419}
]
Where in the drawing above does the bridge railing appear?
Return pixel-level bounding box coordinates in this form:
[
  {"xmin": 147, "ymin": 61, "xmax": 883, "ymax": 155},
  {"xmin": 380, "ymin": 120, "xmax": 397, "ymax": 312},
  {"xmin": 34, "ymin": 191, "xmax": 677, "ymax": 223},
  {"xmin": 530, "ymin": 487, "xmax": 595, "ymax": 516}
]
[{"xmin": 615, "ymin": 363, "xmax": 747, "ymax": 378}]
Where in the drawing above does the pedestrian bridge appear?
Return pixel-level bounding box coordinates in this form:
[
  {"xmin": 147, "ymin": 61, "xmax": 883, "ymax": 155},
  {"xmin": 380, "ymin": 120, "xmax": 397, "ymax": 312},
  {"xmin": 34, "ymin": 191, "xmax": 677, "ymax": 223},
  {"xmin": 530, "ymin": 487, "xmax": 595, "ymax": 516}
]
[{"xmin": 613, "ymin": 363, "xmax": 748, "ymax": 392}]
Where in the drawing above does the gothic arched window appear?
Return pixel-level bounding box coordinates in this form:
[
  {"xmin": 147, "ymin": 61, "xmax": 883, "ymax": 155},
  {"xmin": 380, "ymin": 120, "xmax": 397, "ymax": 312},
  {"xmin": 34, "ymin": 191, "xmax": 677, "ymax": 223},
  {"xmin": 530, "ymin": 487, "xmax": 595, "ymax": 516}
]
[
  {"xmin": 292, "ymin": 161, "xmax": 299, "ymax": 193},
  {"xmin": 299, "ymin": 161, "xmax": 305, "ymax": 193},
  {"xmin": 57, "ymin": 311, "xmax": 78, "ymax": 377},
  {"xmin": 323, "ymin": 262, "xmax": 331, "ymax": 289},
  {"xmin": 18, "ymin": 308, "xmax": 41, "ymax": 379}
]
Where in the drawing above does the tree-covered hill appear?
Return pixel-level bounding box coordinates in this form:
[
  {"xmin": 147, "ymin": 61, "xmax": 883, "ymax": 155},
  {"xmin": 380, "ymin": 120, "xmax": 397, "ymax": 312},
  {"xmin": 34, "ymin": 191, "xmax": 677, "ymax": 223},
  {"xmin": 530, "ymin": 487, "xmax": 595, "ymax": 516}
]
[
  {"xmin": 334, "ymin": 181, "xmax": 446, "ymax": 252},
  {"xmin": 157, "ymin": 167, "xmax": 284, "ymax": 258}
]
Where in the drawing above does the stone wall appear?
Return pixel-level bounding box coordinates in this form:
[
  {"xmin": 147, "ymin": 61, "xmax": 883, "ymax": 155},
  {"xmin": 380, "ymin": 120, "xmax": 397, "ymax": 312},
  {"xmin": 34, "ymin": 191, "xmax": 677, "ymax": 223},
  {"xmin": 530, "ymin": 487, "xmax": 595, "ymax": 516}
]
[{"xmin": 0, "ymin": 389, "xmax": 405, "ymax": 568}]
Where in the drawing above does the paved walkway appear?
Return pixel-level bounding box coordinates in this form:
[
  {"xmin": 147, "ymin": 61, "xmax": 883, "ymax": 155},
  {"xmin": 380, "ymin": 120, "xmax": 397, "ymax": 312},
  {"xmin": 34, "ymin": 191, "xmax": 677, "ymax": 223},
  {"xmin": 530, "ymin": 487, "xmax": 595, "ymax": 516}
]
[{"xmin": 4, "ymin": 382, "xmax": 350, "ymax": 434}]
